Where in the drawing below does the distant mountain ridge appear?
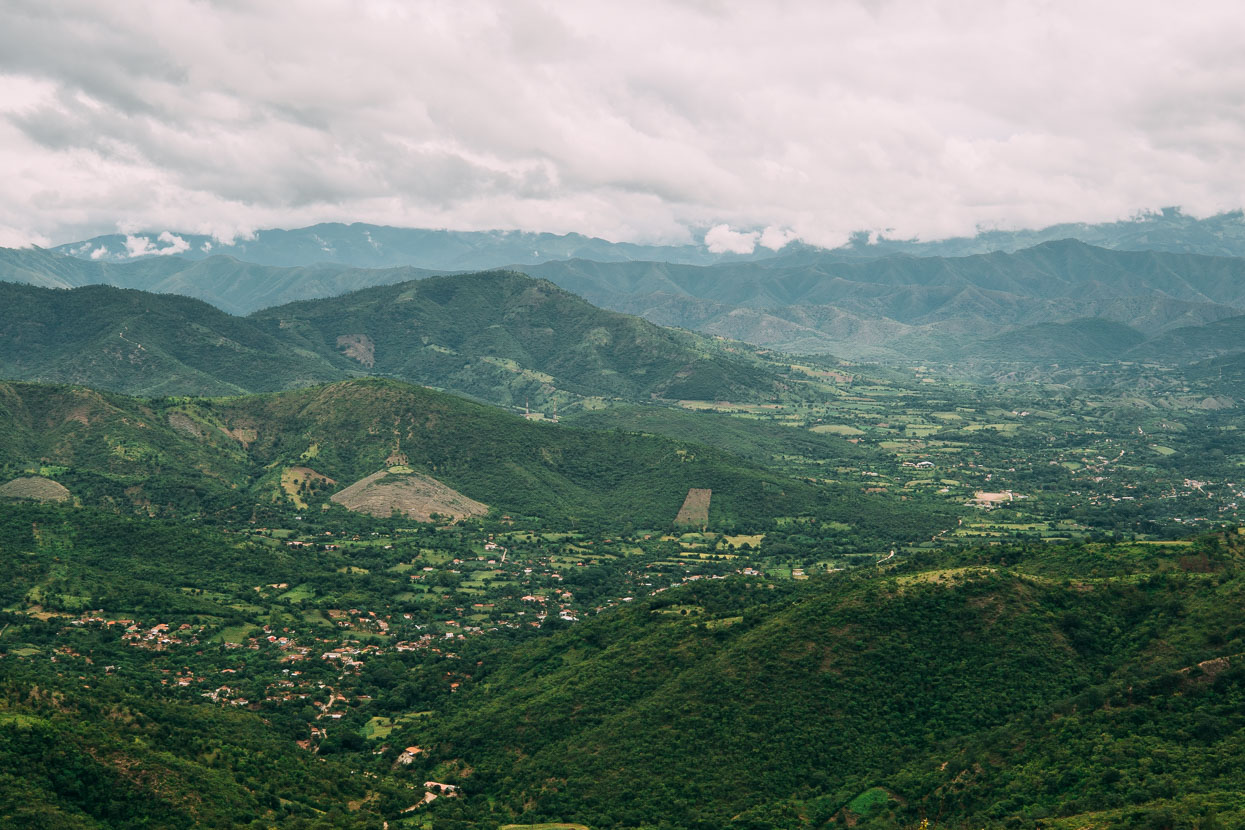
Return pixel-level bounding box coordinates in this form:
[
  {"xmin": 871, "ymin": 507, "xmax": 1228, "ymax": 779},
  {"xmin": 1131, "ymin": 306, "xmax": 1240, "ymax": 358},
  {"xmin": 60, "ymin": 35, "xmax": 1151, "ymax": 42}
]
[
  {"xmin": 11, "ymin": 224, "xmax": 1245, "ymax": 366},
  {"xmin": 49, "ymin": 209, "xmax": 1245, "ymax": 269},
  {"xmin": 524, "ymin": 239, "xmax": 1245, "ymax": 358},
  {"xmin": 50, "ymin": 222, "xmax": 782, "ymax": 269}
]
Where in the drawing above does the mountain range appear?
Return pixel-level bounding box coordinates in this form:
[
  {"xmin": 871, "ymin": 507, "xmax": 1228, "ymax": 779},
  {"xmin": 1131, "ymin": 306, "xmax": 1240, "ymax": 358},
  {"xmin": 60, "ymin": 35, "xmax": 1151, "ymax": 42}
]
[
  {"xmin": 10, "ymin": 232, "xmax": 1245, "ymax": 366},
  {"xmin": 48, "ymin": 208, "xmax": 1245, "ymax": 269},
  {"xmin": 50, "ymin": 223, "xmax": 781, "ymax": 270}
]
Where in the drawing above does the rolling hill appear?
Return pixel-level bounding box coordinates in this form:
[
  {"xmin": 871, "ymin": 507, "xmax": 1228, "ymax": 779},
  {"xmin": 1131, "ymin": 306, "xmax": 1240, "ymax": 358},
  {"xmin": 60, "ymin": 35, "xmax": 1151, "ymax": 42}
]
[
  {"xmin": 250, "ymin": 270, "xmax": 779, "ymax": 407},
  {"xmin": 0, "ymin": 282, "xmax": 344, "ymax": 396},
  {"xmin": 394, "ymin": 535, "xmax": 1245, "ymax": 829},
  {"xmin": 0, "ymin": 378, "xmax": 936, "ymax": 538},
  {"xmin": 0, "ymin": 275, "xmax": 785, "ymax": 408}
]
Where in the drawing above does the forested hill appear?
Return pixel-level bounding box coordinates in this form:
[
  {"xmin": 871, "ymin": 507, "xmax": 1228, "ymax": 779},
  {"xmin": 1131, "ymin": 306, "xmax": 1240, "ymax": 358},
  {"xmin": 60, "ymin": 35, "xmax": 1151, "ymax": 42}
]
[
  {"xmin": 0, "ymin": 281, "xmax": 344, "ymax": 396},
  {"xmin": 400, "ymin": 534, "xmax": 1245, "ymax": 829},
  {"xmin": 0, "ymin": 275, "xmax": 786, "ymax": 408},
  {"xmin": 250, "ymin": 270, "xmax": 779, "ymax": 407},
  {"xmin": 0, "ymin": 378, "xmax": 939, "ymax": 540}
]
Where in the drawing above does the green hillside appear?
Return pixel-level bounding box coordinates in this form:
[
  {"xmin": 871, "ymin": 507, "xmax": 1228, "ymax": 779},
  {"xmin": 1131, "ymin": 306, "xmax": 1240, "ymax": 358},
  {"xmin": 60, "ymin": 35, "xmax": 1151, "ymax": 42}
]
[
  {"xmin": 251, "ymin": 271, "xmax": 779, "ymax": 408},
  {"xmin": 564, "ymin": 404, "xmax": 872, "ymax": 470},
  {"xmin": 0, "ymin": 379, "xmax": 940, "ymax": 538},
  {"xmin": 0, "ymin": 276, "xmax": 787, "ymax": 409},
  {"xmin": 2, "ymin": 494, "xmax": 1242, "ymax": 828},
  {"xmin": 0, "ymin": 282, "xmax": 343, "ymax": 396},
  {"xmin": 964, "ymin": 318, "xmax": 1148, "ymax": 364},
  {"xmin": 393, "ymin": 534, "xmax": 1245, "ymax": 829}
]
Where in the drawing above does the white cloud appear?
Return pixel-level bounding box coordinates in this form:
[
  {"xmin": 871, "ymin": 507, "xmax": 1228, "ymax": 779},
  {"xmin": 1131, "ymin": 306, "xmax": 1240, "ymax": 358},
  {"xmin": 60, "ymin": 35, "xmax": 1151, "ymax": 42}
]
[
  {"xmin": 124, "ymin": 235, "xmax": 154, "ymax": 257},
  {"xmin": 759, "ymin": 226, "xmax": 798, "ymax": 251},
  {"xmin": 704, "ymin": 224, "xmax": 758, "ymax": 254},
  {"xmin": 155, "ymin": 230, "xmax": 189, "ymax": 255},
  {"xmin": 123, "ymin": 231, "xmax": 190, "ymax": 257},
  {"xmin": 0, "ymin": 224, "xmax": 47, "ymax": 248},
  {"xmin": 0, "ymin": 1, "xmax": 1243, "ymax": 248},
  {"xmin": 89, "ymin": 245, "xmax": 107, "ymax": 259}
]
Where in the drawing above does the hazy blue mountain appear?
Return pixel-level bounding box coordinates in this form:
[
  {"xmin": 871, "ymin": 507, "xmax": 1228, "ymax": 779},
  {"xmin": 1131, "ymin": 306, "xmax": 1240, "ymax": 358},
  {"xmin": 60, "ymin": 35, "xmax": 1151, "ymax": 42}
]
[
  {"xmin": 830, "ymin": 206, "xmax": 1245, "ymax": 259},
  {"xmin": 523, "ymin": 240, "xmax": 1245, "ymax": 358},
  {"xmin": 50, "ymin": 222, "xmax": 780, "ymax": 269},
  {"xmin": 49, "ymin": 209, "xmax": 1245, "ymax": 270},
  {"xmin": 0, "ymin": 247, "xmax": 448, "ymax": 316}
]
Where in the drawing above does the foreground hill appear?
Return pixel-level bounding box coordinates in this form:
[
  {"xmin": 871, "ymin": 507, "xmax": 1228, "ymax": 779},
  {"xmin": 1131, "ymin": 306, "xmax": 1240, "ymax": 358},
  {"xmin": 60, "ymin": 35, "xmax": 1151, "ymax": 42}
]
[
  {"xmin": 2, "ymin": 494, "xmax": 1240, "ymax": 828},
  {"xmin": 396, "ymin": 535, "xmax": 1245, "ymax": 829},
  {"xmin": 0, "ymin": 275, "xmax": 785, "ymax": 407}
]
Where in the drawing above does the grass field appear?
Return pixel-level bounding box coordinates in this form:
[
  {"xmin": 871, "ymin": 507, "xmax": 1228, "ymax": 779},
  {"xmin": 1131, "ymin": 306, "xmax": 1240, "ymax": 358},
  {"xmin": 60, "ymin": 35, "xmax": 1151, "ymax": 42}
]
[{"xmin": 674, "ymin": 488, "xmax": 711, "ymax": 526}]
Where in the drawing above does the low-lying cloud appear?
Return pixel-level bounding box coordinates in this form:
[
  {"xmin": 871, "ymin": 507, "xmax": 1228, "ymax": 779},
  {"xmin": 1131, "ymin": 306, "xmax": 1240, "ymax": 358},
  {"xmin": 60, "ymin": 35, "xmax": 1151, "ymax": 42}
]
[{"xmin": 0, "ymin": 1, "xmax": 1243, "ymax": 249}]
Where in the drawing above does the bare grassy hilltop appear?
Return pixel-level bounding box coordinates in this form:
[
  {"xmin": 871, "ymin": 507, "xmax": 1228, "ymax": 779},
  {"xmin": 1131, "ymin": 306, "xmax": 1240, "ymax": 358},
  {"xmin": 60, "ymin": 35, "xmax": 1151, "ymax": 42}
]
[{"xmin": 330, "ymin": 467, "xmax": 488, "ymax": 522}]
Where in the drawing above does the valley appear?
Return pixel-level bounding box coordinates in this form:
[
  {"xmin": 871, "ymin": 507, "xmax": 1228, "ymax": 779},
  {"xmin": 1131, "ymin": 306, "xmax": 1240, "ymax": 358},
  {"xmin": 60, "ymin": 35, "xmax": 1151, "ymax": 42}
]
[{"xmin": 3, "ymin": 221, "xmax": 1245, "ymax": 829}]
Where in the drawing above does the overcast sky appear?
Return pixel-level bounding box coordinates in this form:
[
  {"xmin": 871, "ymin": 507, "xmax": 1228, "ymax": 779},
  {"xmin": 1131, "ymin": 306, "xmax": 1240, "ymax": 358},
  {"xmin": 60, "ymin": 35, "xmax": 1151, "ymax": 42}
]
[{"xmin": 2, "ymin": 1, "xmax": 1244, "ymax": 250}]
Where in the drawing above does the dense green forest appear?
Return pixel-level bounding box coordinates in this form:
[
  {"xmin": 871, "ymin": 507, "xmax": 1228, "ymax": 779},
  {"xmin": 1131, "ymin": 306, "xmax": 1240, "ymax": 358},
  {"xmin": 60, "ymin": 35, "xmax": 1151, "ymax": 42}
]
[{"xmin": 2, "ymin": 499, "xmax": 1244, "ymax": 828}]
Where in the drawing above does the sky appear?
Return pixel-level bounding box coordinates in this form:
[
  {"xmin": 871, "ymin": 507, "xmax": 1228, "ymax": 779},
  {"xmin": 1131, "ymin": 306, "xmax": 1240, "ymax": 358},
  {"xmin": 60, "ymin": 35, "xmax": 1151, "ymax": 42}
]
[{"xmin": 2, "ymin": 0, "xmax": 1244, "ymax": 252}]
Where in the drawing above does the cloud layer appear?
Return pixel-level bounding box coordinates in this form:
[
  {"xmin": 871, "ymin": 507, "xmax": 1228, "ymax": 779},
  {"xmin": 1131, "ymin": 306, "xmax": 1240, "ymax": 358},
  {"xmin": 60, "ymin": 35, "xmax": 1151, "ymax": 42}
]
[{"xmin": 2, "ymin": 1, "xmax": 1244, "ymax": 248}]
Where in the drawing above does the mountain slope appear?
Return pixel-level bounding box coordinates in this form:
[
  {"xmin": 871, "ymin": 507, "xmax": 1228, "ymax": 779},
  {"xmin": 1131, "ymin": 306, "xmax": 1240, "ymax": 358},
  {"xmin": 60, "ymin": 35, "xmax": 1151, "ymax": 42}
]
[
  {"xmin": 251, "ymin": 271, "xmax": 778, "ymax": 407},
  {"xmin": 0, "ymin": 379, "xmax": 944, "ymax": 539},
  {"xmin": 0, "ymin": 282, "xmax": 344, "ymax": 396},
  {"xmin": 522, "ymin": 240, "xmax": 1245, "ymax": 358},
  {"xmin": 0, "ymin": 247, "xmax": 447, "ymax": 316},
  {"xmin": 0, "ymin": 276, "xmax": 785, "ymax": 407},
  {"xmin": 395, "ymin": 536, "xmax": 1245, "ymax": 829}
]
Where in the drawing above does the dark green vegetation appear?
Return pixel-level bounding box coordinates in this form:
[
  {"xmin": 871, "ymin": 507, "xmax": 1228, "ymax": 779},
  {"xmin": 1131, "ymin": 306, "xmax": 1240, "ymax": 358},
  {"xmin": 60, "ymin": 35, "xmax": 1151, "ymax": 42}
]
[
  {"xmin": 0, "ymin": 378, "xmax": 943, "ymax": 543},
  {"xmin": 564, "ymin": 405, "xmax": 872, "ymax": 473},
  {"xmin": 3, "ymin": 497, "xmax": 1245, "ymax": 829},
  {"xmin": 0, "ymin": 274, "xmax": 789, "ymax": 407},
  {"xmin": 251, "ymin": 271, "xmax": 779, "ymax": 408},
  {"xmin": 0, "ymin": 282, "xmax": 343, "ymax": 396},
  {"xmin": 404, "ymin": 532, "xmax": 1245, "ymax": 829}
]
